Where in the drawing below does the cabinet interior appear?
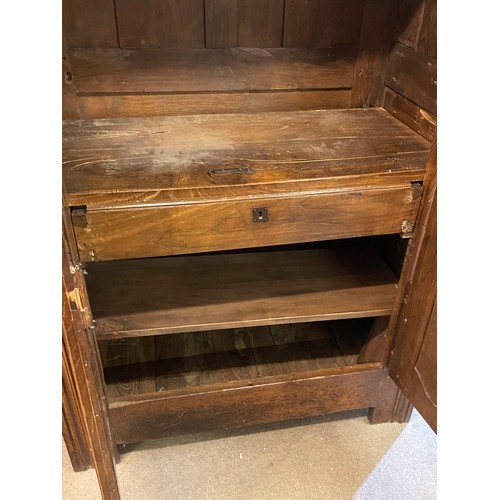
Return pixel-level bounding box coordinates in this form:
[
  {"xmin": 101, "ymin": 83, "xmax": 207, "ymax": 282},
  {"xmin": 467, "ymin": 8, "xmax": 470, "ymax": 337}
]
[{"xmin": 63, "ymin": 0, "xmax": 436, "ymax": 446}]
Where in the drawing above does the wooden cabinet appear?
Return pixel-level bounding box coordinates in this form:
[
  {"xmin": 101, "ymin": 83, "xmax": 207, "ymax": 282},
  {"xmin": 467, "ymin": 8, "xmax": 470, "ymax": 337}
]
[{"xmin": 62, "ymin": 1, "xmax": 437, "ymax": 498}]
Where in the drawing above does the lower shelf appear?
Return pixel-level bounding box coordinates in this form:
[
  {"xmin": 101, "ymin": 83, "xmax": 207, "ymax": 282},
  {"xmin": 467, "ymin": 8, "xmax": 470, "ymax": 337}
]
[{"xmin": 99, "ymin": 319, "xmax": 386, "ymax": 444}]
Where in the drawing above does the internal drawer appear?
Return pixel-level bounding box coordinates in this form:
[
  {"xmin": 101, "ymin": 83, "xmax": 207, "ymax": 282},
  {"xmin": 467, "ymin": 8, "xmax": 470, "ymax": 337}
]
[{"xmin": 73, "ymin": 183, "xmax": 421, "ymax": 262}]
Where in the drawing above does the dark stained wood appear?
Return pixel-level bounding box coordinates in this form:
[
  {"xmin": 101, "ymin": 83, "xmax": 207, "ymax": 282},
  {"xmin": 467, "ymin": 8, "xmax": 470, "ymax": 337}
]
[
  {"xmin": 76, "ymin": 89, "xmax": 351, "ymax": 119},
  {"xmin": 393, "ymin": 0, "xmax": 425, "ymax": 50},
  {"xmin": 63, "ymin": 210, "xmax": 120, "ymax": 498},
  {"xmin": 385, "ymin": 42, "xmax": 437, "ymax": 115},
  {"xmin": 368, "ymin": 369, "xmax": 413, "ymax": 424},
  {"xmin": 69, "ymin": 47, "xmax": 357, "ymax": 94},
  {"xmin": 205, "ymin": 0, "xmax": 284, "ymax": 48},
  {"xmin": 390, "ymin": 193, "xmax": 437, "ymax": 431},
  {"xmin": 357, "ymin": 316, "xmax": 390, "ymax": 364},
  {"xmin": 386, "ymin": 137, "xmax": 436, "ymax": 432},
  {"xmin": 108, "ymin": 364, "xmax": 384, "ymax": 443},
  {"xmin": 63, "ymin": 108, "xmax": 430, "ymax": 207},
  {"xmin": 62, "ymin": 35, "xmax": 79, "ymax": 120},
  {"xmin": 384, "ymin": 87, "xmax": 436, "ymax": 142},
  {"xmin": 63, "ymin": 0, "xmax": 118, "ymax": 48},
  {"xmin": 417, "ymin": 0, "xmax": 437, "ymax": 59},
  {"xmin": 283, "ymin": 0, "xmax": 364, "ymax": 47},
  {"xmin": 102, "ymin": 320, "xmax": 370, "ymax": 398},
  {"xmin": 63, "ymin": 343, "xmax": 92, "ymax": 471},
  {"xmin": 86, "ymin": 246, "xmax": 398, "ymax": 338},
  {"xmin": 350, "ymin": 0, "xmax": 395, "ymax": 108},
  {"xmin": 99, "ymin": 337, "xmax": 156, "ymax": 398},
  {"xmin": 114, "ymin": 0, "xmax": 205, "ymax": 49}
]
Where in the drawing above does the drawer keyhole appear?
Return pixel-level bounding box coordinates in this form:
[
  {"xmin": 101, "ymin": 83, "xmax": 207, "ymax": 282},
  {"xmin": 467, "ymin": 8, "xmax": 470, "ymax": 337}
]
[{"xmin": 252, "ymin": 207, "xmax": 269, "ymax": 223}]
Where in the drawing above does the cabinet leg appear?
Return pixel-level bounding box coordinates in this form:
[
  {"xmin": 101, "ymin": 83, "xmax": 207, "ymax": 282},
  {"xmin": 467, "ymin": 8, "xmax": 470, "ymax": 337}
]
[{"xmin": 368, "ymin": 370, "xmax": 413, "ymax": 424}]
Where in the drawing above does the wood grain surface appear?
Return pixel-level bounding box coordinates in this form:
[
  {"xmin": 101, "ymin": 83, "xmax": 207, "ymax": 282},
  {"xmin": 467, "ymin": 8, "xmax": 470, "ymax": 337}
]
[
  {"xmin": 85, "ymin": 245, "xmax": 398, "ymax": 337},
  {"xmin": 99, "ymin": 319, "xmax": 373, "ymax": 398},
  {"xmin": 69, "ymin": 47, "xmax": 357, "ymax": 94},
  {"xmin": 63, "ymin": 108, "xmax": 430, "ymax": 206},
  {"xmin": 108, "ymin": 363, "xmax": 384, "ymax": 443},
  {"xmin": 385, "ymin": 42, "xmax": 437, "ymax": 115}
]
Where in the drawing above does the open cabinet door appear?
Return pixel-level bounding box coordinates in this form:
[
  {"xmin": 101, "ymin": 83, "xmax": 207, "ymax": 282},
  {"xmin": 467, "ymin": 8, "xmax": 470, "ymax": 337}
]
[{"xmin": 388, "ymin": 139, "xmax": 437, "ymax": 433}]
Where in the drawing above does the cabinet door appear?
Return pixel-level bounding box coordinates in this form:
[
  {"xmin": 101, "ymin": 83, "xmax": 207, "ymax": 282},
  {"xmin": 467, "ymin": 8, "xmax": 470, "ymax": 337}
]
[{"xmin": 388, "ymin": 141, "xmax": 437, "ymax": 432}]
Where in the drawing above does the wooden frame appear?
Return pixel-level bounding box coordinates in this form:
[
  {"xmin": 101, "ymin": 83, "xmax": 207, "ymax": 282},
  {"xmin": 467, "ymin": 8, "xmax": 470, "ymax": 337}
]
[{"xmin": 62, "ymin": 1, "xmax": 436, "ymax": 498}]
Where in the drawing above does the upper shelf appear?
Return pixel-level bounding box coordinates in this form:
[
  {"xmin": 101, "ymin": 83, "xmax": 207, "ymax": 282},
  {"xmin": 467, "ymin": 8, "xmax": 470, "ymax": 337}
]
[{"xmin": 63, "ymin": 108, "xmax": 430, "ymax": 208}]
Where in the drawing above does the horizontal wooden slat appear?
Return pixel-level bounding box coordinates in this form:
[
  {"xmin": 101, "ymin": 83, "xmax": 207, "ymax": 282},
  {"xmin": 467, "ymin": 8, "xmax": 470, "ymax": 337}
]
[
  {"xmin": 69, "ymin": 47, "xmax": 357, "ymax": 94},
  {"xmin": 108, "ymin": 363, "xmax": 383, "ymax": 443},
  {"xmin": 74, "ymin": 184, "xmax": 422, "ymax": 261},
  {"xmin": 385, "ymin": 42, "xmax": 437, "ymax": 114},
  {"xmin": 76, "ymin": 90, "xmax": 351, "ymax": 119},
  {"xmin": 86, "ymin": 246, "xmax": 398, "ymax": 337},
  {"xmin": 63, "ymin": 108, "xmax": 430, "ymax": 206},
  {"xmin": 384, "ymin": 87, "xmax": 436, "ymax": 141}
]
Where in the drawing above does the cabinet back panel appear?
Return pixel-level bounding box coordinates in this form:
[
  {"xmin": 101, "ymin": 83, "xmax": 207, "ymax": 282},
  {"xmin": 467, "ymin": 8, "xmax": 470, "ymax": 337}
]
[{"xmin": 62, "ymin": 0, "xmax": 396, "ymax": 118}]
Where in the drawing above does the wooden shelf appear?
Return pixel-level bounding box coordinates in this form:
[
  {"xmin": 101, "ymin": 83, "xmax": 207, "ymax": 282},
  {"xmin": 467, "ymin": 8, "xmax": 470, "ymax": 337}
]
[
  {"xmin": 62, "ymin": 108, "xmax": 429, "ymax": 208},
  {"xmin": 86, "ymin": 244, "xmax": 397, "ymax": 338}
]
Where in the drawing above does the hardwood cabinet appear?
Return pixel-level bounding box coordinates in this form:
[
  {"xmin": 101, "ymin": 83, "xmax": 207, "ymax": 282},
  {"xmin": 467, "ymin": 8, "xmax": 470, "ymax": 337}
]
[{"xmin": 62, "ymin": 1, "xmax": 437, "ymax": 498}]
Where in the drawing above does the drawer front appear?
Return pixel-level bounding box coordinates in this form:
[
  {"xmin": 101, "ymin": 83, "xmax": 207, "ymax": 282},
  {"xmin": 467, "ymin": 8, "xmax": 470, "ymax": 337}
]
[{"xmin": 73, "ymin": 184, "xmax": 421, "ymax": 262}]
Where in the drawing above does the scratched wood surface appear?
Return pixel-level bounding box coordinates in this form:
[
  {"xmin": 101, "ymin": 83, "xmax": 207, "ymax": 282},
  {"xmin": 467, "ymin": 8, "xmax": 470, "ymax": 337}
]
[
  {"xmin": 85, "ymin": 245, "xmax": 398, "ymax": 338},
  {"xmin": 69, "ymin": 47, "xmax": 357, "ymax": 94},
  {"xmin": 73, "ymin": 183, "xmax": 422, "ymax": 261},
  {"xmin": 76, "ymin": 90, "xmax": 352, "ymax": 120},
  {"xmin": 63, "ymin": 108, "xmax": 430, "ymax": 206},
  {"xmin": 99, "ymin": 319, "xmax": 373, "ymax": 399}
]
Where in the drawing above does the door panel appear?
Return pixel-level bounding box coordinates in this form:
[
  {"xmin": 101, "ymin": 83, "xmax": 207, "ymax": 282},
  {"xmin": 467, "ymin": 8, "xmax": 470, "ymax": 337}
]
[{"xmin": 389, "ymin": 141, "xmax": 437, "ymax": 432}]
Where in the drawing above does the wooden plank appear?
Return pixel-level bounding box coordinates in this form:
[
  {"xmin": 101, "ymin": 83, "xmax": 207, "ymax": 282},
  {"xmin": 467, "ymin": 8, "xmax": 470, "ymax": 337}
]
[
  {"xmin": 85, "ymin": 246, "xmax": 399, "ymax": 337},
  {"xmin": 384, "ymin": 87, "xmax": 436, "ymax": 142},
  {"xmin": 76, "ymin": 90, "xmax": 351, "ymax": 119},
  {"xmin": 69, "ymin": 47, "xmax": 357, "ymax": 94},
  {"xmin": 63, "ymin": 108, "xmax": 430, "ymax": 205},
  {"xmin": 393, "ymin": 0, "xmax": 425, "ymax": 50},
  {"xmin": 206, "ymin": 0, "xmax": 284, "ymax": 48},
  {"xmin": 357, "ymin": 316, "xmax": 390, "ymax": 364},
  {"xmin": 100, "ymin": 338, "xmax": 156, "ymax": 398},
  {"xmin": 385, "ymin": 42, "xmax": 437, "ymax": 115},
  {"xmin": 350, "ymin": 0, "xmax": 395, "ymax": 108},
  {"xmin": 283, "ymin": 0, "xmax": 364, "ymax": 47},
  {"xmin": 417, "ymin": 0, "xmax": 437, "ymax": 59},
  {"xmin": 132, "ymin": 322, "xmax": 370, "ymax": 396},
  {"xmin": 63, "ymin": 0, "xmax": 118, "ymax": 48},
  {"xmin": 74, "ymin": 184, "xmax": 422, "ymax": 262},
  {"xmin": 270, "ymin": 323, "xmax": 349, "ymax": 372},
  {"xmin": 108, "ymin": 364, "xmax": 384, "ymax": 443},
  {"xmin": 114, "ymin": 0, "xmax": 205, "ymax": 49}
]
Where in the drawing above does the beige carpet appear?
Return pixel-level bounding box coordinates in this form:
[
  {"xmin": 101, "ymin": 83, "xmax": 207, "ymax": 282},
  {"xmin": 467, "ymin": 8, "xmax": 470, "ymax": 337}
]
[{"xmin": 63, "ymin": 409, "xmax": 436, "ymax": 499}]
